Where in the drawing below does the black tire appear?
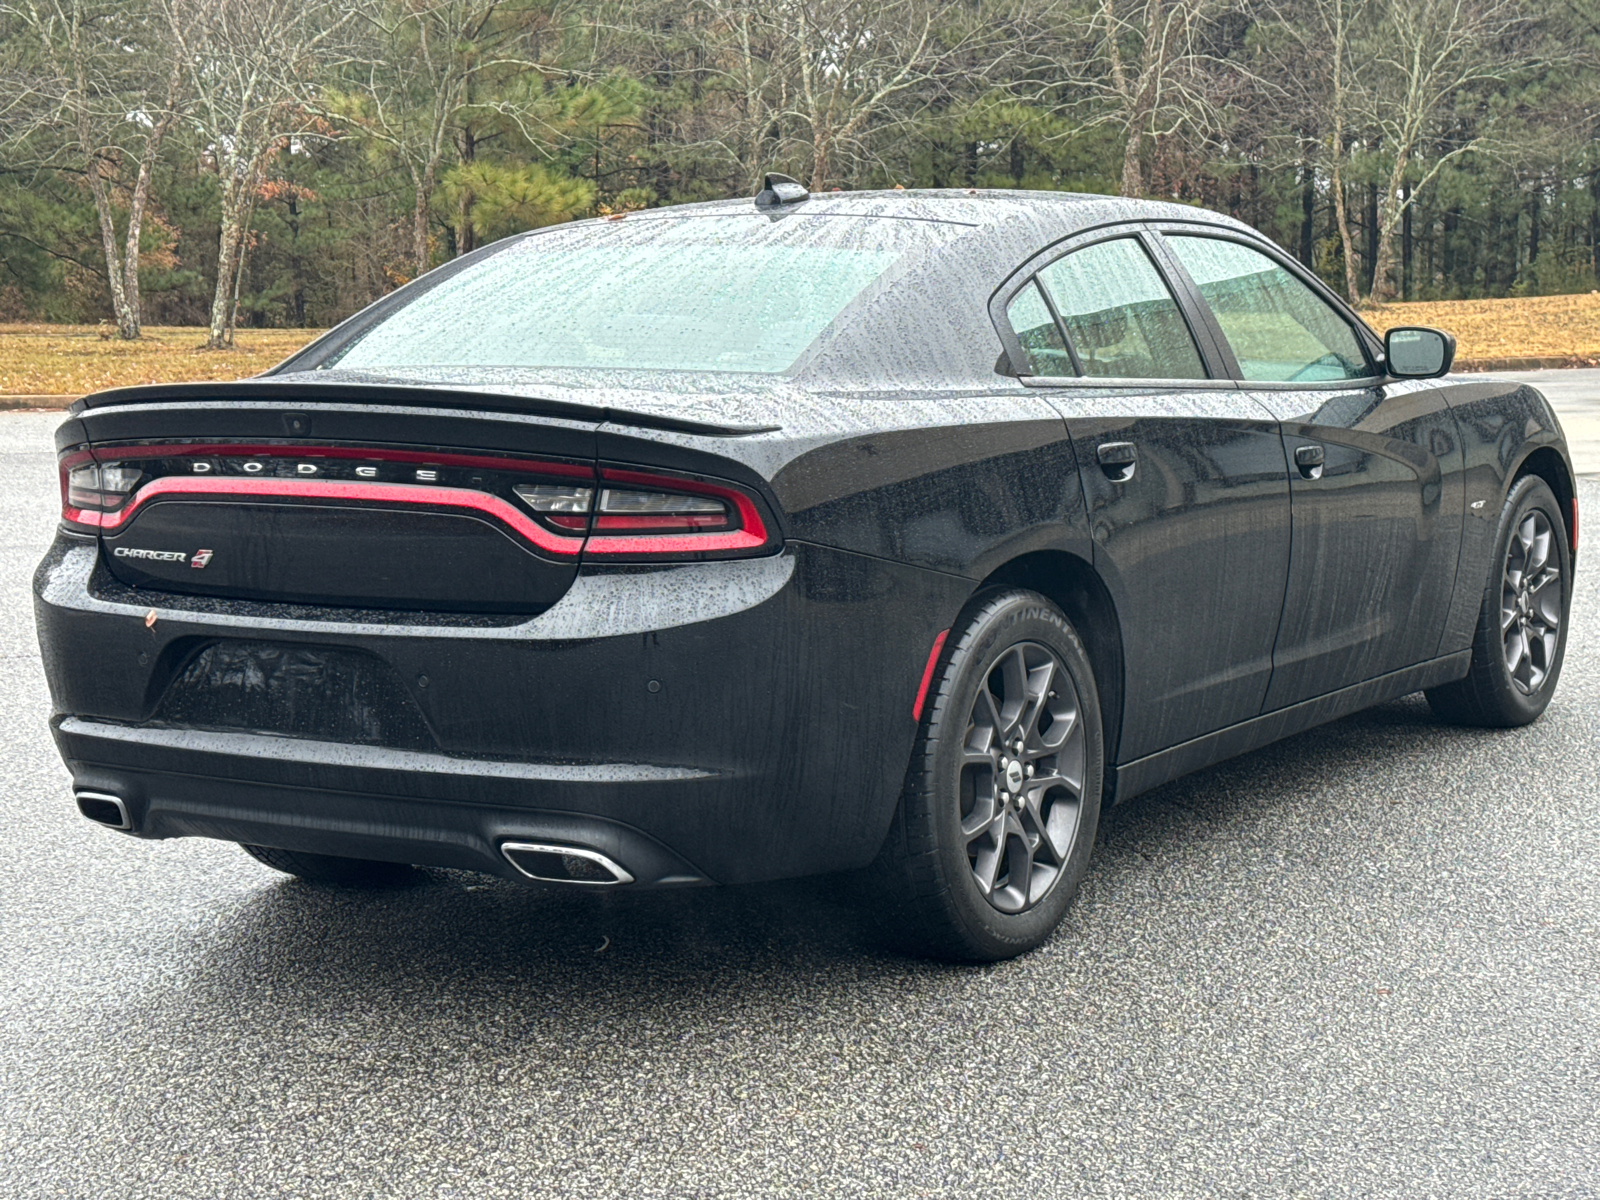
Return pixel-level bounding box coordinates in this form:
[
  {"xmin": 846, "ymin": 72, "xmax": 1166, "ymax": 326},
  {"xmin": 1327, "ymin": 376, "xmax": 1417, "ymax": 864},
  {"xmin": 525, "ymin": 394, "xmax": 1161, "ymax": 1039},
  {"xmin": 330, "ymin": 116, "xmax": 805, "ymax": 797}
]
[
  {"xmin": 871, "ymin": 589, "xmax": 1104, "ymax": 962},
  {"xmin": 1426, "ymin": 474, "xmax": 1572, "ymax": 727},
  {"xmin": 239, "ymin": 843, "xmax": 418, "ymax": 886}
]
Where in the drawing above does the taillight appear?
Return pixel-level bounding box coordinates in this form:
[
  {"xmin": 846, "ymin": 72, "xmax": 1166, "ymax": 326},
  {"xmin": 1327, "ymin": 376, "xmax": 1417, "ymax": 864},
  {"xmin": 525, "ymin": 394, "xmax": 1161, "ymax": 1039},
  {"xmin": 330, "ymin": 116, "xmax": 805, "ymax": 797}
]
[
  {"xmin": 512, "ymin": 483, "xmax": 594, "ymax": 532},
  {"xmin": 57, "ymin": 443, "xmax": 779, "ymax": 560},
  {"xmin": 583, "ymin": 467, "xmax": 776, "ymax": 558},
  {"xmin": 59, "ymin": 450, "xmax": 143, "ymax": 529},
  {"xmin": 596, "ymin": 488, "xmax": 730, "ymax": 532}
]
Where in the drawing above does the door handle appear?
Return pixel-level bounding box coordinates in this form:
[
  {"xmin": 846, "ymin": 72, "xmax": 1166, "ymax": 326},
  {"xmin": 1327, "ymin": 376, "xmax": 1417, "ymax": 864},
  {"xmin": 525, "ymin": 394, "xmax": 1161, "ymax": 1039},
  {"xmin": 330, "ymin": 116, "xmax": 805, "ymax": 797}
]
[
  {"xmin": 1294, "ymin": 444, "xmax": 1325, "ymax": 480},
  {"xmin": 1097, "ymin": 441, "xmax": 1137, "ymax": 482}
]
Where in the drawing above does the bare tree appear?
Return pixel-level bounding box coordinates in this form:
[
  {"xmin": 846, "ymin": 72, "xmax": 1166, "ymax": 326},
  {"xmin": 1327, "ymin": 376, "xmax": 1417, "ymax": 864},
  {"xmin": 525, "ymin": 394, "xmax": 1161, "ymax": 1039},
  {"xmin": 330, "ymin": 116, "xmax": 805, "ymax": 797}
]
[
  {"xmin": 336, "ymin": 1, "xmax": 555, "ymax": 279},
  {"xmin": 1259, "ymin": 0, "xmax": 1369, "ymax": 301},
  {"xmin": 1362, "ymin": 0, "xmax": 1534, "ymax": 301},
  {"xmin": 1060, "ymin": 0, "xmax": 1245, "ymax": 198},
  {"xmin": 171, "ymin": 0, "xmax": 355, "ymax": 348},
  {"xmin": 683, "ymin": 0, "xmax": 1012, "ymax": 192},
  {"xmin": 0, "ymin": 0, "xmax": 190, "ymax": 337}
]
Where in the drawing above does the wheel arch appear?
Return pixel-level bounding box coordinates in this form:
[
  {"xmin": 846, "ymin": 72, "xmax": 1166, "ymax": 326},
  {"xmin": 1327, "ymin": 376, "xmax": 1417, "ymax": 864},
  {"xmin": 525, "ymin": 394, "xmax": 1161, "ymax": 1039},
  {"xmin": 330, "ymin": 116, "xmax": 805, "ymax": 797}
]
[
  {"xmin": 1513, "ymin": 446, "xmax": 1577, "ymax": 561},
  {"xmin": 975, "ymin": 550, "xmax": 1126, "ymax": 792}
]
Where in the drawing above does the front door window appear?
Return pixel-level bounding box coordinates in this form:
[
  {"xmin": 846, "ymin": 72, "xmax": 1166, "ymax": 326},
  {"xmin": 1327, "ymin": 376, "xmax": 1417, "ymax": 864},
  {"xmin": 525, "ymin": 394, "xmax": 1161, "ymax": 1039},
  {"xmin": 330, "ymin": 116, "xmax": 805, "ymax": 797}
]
[{"xmin": 1165, "ymin": 236, "xmax": 1374, "ymax": 383}]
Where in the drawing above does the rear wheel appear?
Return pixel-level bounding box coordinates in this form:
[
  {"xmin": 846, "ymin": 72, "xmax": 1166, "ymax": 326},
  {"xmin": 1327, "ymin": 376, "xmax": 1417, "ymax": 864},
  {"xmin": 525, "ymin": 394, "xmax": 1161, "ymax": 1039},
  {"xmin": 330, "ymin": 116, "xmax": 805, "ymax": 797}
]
[
  {"xmin": 239, "ymin": 843, "xmax": 418, "ymax": 886},
  {"xmin": 872, "ymin": 589, "xmax": 1104, "ymax": 962},
  {"xmin": 1426, "ymin": 475, "xmax": 1571, "ymax": 727}
]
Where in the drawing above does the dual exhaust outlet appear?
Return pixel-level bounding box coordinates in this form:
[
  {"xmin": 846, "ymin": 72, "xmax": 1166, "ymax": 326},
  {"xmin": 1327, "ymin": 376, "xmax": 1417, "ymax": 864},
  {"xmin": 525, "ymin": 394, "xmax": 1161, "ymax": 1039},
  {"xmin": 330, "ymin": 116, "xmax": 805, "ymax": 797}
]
[
  {"xmin": 75, "ymin": 791, "xmax": 132, "ymax": 830},
  {"xmin": 74, "ymin": 790, "xmax": 632, "ymax": 886},
  {"xmin": 500, "ymin": 842, "xmax": 634, "ymax": 886}
]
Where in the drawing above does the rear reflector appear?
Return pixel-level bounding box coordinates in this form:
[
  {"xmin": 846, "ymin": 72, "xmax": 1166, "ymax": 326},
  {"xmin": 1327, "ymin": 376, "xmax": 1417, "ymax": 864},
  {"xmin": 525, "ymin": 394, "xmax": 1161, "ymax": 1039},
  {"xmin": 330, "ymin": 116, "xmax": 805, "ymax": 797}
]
[{"xmin": 912, "ymin": 629, "xmax": 950, "ymax": 722}]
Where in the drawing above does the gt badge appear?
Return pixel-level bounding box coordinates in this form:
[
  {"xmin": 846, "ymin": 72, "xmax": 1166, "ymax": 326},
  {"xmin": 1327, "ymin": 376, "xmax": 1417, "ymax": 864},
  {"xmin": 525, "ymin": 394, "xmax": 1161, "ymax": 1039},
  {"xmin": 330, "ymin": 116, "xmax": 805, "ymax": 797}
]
[{"xmin": 191, "ymin": 549, "xmax": 214, "ymax": 569}]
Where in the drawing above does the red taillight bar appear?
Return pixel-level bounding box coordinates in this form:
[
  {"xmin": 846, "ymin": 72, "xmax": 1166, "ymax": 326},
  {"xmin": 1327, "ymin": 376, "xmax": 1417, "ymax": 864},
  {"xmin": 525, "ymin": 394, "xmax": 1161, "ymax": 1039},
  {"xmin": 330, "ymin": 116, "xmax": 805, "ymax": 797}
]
[
  {"xmin": 59, "ymin": 445, "xmax": 780, "ymax": 561},
  {"xmin": 73, "ymin": 476, "xmax": 584, "ymax": 555}
]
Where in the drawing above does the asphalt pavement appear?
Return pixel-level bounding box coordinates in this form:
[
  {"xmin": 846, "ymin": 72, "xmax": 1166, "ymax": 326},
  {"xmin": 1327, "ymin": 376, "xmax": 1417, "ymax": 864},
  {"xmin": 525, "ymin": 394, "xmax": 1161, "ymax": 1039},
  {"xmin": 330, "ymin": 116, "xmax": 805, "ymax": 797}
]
[
  {"xmin": 1498, "ymin": 367, "xmax": 1600, "ymax": 476},
  {"xmin": 2, "ymin": 405, "xmax": 1597, "ymax": 1199}
]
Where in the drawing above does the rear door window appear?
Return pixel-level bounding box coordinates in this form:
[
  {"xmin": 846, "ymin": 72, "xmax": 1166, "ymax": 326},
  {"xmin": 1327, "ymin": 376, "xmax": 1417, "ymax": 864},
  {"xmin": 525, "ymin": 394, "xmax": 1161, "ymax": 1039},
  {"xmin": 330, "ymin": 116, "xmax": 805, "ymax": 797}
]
[
  {"xmin": 1164, "ymin": 235, "xmax": 1374, "ymax": 382},
  {"xmin": 1034, "ymin": 238, "xmax": 1207, "ymax": 380},
  {"xmin": 1005, "ymin": 281, "xmax": 1074, "ymax": 377}
]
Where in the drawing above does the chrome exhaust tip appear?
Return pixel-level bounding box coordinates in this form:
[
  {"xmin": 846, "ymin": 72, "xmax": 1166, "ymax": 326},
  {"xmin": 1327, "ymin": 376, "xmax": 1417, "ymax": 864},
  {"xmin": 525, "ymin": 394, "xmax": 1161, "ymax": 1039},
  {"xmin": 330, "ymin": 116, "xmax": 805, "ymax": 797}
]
[
  {"xmin": 500, "ymin": 842, "xmax": 634, "ymax": 886},
  {"xmin": 75, "ymin": 791, "xmax": 132, "ymax": 831}
]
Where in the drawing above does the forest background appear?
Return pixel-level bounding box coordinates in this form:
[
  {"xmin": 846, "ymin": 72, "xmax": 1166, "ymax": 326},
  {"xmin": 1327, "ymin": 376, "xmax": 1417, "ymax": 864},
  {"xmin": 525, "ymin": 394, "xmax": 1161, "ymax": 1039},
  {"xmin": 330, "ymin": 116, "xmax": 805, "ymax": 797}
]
[{"xmin": 1, "ymin": 0, "xmax": 1596, "ymax": 350}]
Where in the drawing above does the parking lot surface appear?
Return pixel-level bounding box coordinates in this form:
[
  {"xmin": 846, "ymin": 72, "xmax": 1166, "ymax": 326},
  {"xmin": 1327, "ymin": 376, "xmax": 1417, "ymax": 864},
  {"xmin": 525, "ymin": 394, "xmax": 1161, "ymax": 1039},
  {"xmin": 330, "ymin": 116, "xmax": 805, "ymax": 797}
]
[
  {"xmin": 1498, "ymin": 368, "xmax": 1600, "ymax": 476},
  {"xmin": 2, "ymin": 407, "xmax": 1596, "ymax": 1199}
]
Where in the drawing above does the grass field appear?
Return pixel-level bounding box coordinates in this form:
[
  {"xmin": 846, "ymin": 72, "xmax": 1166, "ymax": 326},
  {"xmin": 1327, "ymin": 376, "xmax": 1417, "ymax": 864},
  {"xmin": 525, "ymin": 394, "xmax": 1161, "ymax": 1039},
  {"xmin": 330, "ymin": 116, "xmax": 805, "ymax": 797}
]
[
  {"xmin": 4, "ymin": 293, "xmax": 1600, "ymax": 398},
  {"xmin": 0, "ymin": 325, "xmax": 319, "ymax": 398},
  {"xmin": 1363, "ymin": 292, "xmax": 1600, "ymax": 365}
]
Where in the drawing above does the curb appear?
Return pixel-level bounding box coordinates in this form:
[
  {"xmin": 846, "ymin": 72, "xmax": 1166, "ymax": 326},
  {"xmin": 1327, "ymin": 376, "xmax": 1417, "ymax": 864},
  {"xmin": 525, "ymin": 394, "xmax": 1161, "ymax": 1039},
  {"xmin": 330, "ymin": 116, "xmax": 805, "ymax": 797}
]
[
  {"xmin": 1455, "ymin": 356, "xmax": 1600, "ymax": 373},
  {"xmin": 0, "ymin": 395, "xmax": 77, "ymax": 411}
]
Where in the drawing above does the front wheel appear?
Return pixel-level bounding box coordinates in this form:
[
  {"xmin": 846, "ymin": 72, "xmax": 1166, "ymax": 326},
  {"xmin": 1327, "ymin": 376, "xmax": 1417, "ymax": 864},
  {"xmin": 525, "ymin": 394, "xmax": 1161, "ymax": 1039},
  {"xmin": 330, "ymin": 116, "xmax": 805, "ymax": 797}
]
[
  {"xmin": 1426, "ymin": 474, "xmax": 1572, "ymax": 728},
  {"xmin": 871, "ymin": 589, "xmax": 1104, "ymax": 962}
]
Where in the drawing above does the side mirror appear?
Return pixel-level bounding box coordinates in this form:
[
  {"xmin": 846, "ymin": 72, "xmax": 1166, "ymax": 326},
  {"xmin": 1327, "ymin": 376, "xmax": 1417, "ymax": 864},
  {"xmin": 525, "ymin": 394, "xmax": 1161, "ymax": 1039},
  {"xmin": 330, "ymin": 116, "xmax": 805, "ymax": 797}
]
[{"xmin": 1384, "ymin": 326, "xmax": 1455, "ymax": 379}]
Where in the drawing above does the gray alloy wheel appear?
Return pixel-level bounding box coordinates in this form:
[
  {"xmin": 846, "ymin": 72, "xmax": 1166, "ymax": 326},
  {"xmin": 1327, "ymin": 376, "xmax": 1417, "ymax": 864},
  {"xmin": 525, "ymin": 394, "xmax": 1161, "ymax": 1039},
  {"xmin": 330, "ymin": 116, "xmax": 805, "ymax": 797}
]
[
  {"xmin": 959, "ymin": 640, "xmax": 1088, "ymax": 915},
  {"xmin": 869, "ymin": 589, "xmax": 1103, "ymax": 962},
  {"xmin": 1500, "ymin": 508, "xmax": 1562, "ymax": 695},
  {"xmin": 1427, "ymin": 474, "xmax": 1571, "ymax": 727}
]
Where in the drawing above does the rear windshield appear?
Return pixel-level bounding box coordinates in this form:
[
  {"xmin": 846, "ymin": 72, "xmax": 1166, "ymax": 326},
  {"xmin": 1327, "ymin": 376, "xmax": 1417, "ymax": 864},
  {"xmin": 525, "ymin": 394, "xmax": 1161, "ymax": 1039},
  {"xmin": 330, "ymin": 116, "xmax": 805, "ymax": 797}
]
[{"xmin": 315, "ymin": 214, "xmax": 967, "ymax": 375}]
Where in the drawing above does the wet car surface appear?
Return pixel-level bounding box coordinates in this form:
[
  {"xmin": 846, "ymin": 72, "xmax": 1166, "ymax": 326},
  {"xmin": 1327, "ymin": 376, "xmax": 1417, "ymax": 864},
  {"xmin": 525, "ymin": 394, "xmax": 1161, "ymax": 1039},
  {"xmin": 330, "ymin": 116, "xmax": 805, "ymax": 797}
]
[
  {"xmin": 5, "ymin": 412, "xmax": 1599, "ymax": 1196},
  {"xmin": 29, "ymin": 188, "xmax": 1582, "ymax": 960}
]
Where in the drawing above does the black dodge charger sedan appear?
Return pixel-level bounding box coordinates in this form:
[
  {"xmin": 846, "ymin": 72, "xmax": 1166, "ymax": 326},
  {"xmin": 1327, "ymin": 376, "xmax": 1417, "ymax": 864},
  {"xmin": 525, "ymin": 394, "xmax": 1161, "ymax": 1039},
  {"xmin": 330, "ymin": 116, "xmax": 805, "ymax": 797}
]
[{"xmin": 35, "ymin": 182, "xmax": 1577, "ymax": 960}]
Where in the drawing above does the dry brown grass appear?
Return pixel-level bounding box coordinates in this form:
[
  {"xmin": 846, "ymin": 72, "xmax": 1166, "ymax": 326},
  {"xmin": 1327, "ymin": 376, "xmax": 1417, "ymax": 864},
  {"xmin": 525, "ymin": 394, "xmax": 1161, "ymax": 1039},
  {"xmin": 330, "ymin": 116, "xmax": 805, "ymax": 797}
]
[
  {"xmin": 1363, "ymin": 293, "xmax": 1600, "ymax": 364},
  {"xmin": 4, "ymin": 294, "xmax": 1600, "ymax": 396},
  {"xmin": 0, "ymin": 324, "xmax": 321, "ymax": 397}
]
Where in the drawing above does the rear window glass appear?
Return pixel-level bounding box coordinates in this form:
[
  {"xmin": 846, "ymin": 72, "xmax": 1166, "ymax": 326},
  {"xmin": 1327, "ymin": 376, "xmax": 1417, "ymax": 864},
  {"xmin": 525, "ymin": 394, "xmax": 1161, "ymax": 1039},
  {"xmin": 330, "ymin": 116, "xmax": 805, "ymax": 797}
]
[{"xmin": 318, "ymin": 214, "xmax": 967, "ymax": 375}]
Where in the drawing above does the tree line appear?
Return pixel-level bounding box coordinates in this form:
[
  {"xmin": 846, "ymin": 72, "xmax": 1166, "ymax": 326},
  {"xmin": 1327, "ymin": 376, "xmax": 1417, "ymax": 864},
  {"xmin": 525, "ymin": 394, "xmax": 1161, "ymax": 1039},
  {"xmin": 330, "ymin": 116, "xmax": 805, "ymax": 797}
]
[{"xmin": 0, "ymin": 0, "xmax": 1593, "ymax": 345}]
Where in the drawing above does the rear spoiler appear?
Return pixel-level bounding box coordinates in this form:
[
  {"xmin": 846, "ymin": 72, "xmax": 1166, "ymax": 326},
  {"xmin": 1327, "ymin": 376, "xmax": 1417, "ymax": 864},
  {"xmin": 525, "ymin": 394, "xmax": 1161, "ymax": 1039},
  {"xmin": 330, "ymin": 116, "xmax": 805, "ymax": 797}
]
[{"xmin": 69, "ymin": 379, "xmax": 779, "ymax": 439}]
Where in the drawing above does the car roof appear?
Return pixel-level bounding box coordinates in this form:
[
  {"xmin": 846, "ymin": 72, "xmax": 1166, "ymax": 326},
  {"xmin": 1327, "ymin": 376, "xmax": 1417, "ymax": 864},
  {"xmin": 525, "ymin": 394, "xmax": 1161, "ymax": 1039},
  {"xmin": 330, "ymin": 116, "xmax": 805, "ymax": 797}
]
[
  {"xmin": 276, "ymin": 187, "xmax": 1266, "ymax": 394},
  {"xmin": 633, "ymin": 187, "xmax": 1257, "ymax": 238}
]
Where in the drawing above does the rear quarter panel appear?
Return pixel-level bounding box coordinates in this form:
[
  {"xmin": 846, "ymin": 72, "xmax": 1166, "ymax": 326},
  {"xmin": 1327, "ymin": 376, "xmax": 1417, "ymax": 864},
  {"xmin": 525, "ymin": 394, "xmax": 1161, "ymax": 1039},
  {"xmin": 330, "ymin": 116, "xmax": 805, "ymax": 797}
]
[{"xmin": 595, "ymin": 390, "xmax": 1094, "ymax": 582}]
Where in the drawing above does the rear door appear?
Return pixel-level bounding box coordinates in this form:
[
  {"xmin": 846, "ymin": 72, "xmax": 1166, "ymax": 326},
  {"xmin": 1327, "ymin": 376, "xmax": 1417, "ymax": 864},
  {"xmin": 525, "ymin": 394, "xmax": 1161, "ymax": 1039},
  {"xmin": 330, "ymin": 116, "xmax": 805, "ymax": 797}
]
[
  {"xmin": 1156, "ymin": 229, "xmax": 1464, "ymax": 710},
  {"xmin": 997, "ymin": 229, "xmax": 1293, "ymax": 763}
]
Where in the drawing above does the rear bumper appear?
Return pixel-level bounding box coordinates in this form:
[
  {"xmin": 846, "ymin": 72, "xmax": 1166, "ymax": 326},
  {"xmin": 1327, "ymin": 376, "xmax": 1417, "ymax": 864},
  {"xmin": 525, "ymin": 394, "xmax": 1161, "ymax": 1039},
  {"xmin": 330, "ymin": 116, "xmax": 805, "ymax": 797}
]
[
  {"xmin": 36, "ymin": 538, "xmax": 970, "ymax": 885},
  {"xmin": 56, "ymin": 718, "xmax": 712, "ymax": 885}
]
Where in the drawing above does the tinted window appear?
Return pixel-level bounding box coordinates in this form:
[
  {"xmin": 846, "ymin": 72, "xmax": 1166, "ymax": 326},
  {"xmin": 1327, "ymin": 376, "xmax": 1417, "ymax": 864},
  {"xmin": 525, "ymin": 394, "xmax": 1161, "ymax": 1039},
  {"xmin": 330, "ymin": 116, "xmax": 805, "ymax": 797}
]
[
  {"xmin": 1035, "ymin": 238, "xmax": 1206, "ymax": 380},
  {"xmin": 319, "ymin": 215, "xmax": 966, "ymax": 375},
  {"xmin": 1006, "ymin": 281, "xmax": 1073, "ymax": 376},
  {"xmin": 1166, "ymin": 236, "xmax": 1373, "ymax": 382}
]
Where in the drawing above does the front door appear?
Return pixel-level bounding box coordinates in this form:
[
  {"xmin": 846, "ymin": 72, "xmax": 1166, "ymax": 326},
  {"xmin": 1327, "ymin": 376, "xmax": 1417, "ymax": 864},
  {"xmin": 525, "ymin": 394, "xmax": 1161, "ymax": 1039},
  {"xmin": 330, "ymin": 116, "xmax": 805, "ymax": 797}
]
[{"xmin": 1159, "ymin": 233, "xmax": 1464, "ymax": 712}]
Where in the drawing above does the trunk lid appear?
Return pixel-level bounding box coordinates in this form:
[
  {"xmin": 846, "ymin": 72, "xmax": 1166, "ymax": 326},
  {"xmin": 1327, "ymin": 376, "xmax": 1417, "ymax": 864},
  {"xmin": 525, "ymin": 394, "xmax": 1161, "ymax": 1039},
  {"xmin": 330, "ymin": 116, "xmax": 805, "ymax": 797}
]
[{"xmin": 68, "ymin": 382, "xmax": 609, "ymax": 615}]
